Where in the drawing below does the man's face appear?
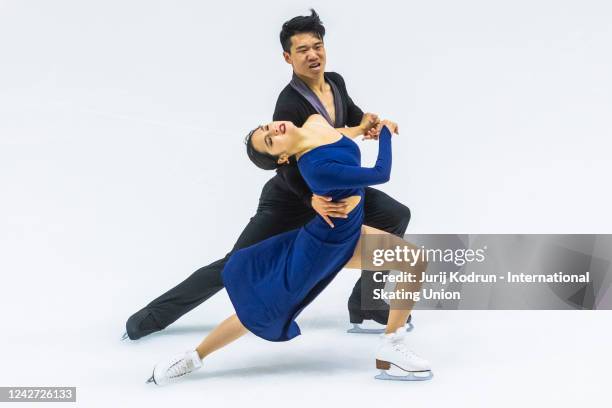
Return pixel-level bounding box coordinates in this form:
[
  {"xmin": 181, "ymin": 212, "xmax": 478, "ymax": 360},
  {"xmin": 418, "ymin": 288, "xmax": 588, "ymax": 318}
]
[{"xmin": 283, "ymin": 32, "xmax": 326, "ymax": 79}]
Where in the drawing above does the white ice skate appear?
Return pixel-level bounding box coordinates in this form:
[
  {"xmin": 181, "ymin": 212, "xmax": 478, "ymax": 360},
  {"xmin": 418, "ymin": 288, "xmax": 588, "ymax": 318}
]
[
  {"xmin": 146, "ymin": 350, "xmax": 202, "ymax": 385},
  {"xmin": 374, "ymin": 327, "xmax": 433, "ymax": 381}
]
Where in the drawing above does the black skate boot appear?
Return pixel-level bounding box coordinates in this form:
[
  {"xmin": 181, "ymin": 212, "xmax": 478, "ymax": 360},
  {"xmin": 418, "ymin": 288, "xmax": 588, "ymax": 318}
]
[
  {"xmin": 122, "ymin": 308, "xmax": 163, "ymax": 341},
  {"xmin": 347, "ymin": 276, "xmax": 414, "ymax": 334}
]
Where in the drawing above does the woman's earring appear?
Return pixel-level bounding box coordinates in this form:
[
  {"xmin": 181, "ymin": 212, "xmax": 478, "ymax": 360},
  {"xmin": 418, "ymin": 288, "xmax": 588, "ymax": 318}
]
[{"xmin": 277, "ymin": 154, "xmax": 289, "ymax": 165}]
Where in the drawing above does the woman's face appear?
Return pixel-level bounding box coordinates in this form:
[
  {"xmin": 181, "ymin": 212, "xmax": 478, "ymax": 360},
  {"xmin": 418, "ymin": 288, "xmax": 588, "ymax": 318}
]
[{"xmin": 250, "ymin": 121, "xmax": 296, "ymax": 159}]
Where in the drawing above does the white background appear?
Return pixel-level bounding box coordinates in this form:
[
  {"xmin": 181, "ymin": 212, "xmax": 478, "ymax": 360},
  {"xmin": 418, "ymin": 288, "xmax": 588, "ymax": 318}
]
[{"xmin": 1, "ymin": 0, "xmax": 611, "ymax": 407}]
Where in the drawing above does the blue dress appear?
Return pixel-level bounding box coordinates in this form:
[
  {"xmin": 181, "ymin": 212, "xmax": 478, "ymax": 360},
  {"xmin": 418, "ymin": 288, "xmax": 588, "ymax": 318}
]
[{"xmin": 222, "ymin": 126, "xmax": 393, "ymax": 341}]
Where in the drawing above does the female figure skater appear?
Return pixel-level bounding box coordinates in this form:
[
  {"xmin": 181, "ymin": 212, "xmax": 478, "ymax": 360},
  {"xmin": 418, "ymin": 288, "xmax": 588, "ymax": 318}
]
[{"xmin": 148, "ymin": 114, "xmax": 432, "ymax": 384}]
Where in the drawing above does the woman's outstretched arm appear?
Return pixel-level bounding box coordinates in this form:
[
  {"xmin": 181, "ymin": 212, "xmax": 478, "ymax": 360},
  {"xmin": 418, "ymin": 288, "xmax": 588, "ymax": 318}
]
[{"xmin": 306, "ymin": 125, "xmax": 393, "ymax": 192}]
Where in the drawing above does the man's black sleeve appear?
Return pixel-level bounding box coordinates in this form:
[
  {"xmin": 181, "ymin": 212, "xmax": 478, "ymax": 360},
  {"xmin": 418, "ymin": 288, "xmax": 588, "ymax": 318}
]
[{"xmin": 346, "ymin": 90, "xmax": 365, "ymax": 127}]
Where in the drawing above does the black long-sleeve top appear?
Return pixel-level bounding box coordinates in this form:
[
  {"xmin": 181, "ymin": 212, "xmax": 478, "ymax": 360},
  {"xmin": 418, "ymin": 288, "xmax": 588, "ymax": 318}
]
[{"xmin": 271, "ymin": 72, "xmax": 364, "ymax": 207}]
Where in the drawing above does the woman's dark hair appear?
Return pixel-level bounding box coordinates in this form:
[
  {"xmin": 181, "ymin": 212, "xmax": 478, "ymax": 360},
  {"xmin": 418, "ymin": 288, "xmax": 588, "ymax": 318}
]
[
  {"xmin": 280, "ymin": 9, "xmax": 325, "ymax": 53},
  {"xmin": 245, "ymin": 128, "xmax": 280, "ymax": 170}
]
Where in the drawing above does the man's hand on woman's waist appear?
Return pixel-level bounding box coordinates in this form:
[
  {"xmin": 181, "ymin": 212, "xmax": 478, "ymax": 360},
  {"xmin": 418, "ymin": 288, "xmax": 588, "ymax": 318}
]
[{"xmin": 311, "ymin": 194, "xmax": 361, "ymax": 228}]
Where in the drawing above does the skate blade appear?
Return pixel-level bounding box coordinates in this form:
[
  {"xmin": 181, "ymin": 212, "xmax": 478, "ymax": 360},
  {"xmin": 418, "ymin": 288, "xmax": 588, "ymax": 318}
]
[
  {"xmin": 375, "ymin": 369, "xmax": 433, "ymax": 381},
  {"xmin": 121, "ymin": 332, "xmax": 129, "ymax": 341},
  {"xmin": 347, "ymin": 323, "xmax": 415, "ymax": 334},
  {"xmin": 145, "ymin": 371, "xmax": 157, "ymax": 385},
  {"xmin": 347, "ymin": 324, "xmax": 386, "ymax": 334}
]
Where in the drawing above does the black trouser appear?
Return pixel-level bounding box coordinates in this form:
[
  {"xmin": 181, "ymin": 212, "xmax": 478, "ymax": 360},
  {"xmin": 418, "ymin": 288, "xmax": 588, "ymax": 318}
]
[{"xmin": 128, "ymin": 176, "xmax": 411, "ymax": 334}]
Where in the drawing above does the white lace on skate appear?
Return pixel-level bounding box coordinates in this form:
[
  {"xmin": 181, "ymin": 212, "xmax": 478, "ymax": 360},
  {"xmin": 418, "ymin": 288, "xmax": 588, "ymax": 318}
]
[
  {"xmin": 392, "ymin": 341, "xmax": 417, "ymax": 359},
  {"xmin": 390, "ymin": 339, "xmax": 429, "ymax": 367},
  {"xmin": 147, "ymin": 351, "xmax": 202, "ymax": 385},
  {"xmin": 166, "ymin": 356, "xmax": 197, "ymax": 380}
]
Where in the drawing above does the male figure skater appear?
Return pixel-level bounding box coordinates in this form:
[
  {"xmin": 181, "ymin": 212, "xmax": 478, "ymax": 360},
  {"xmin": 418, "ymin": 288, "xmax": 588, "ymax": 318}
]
[{"xmin": 124, "ymin": 9, "xmax": 411, "ymax": 340}]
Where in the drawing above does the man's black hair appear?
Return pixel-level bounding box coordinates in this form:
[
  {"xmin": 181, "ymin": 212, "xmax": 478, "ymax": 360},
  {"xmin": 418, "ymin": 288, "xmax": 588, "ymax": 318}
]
[
  {"xmin": 245, "ymin": 128, "xmax": 280, "ymax": 170},
  {"xmin": 279, "ymin": 9, "xmax": 325, "ymax": 53}
]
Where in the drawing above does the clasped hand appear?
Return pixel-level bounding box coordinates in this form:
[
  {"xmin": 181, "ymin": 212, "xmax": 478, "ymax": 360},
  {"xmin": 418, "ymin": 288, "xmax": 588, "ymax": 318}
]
[{"xmin": 359, "ymin": 113, "xmax": 399, "ymax": 140}]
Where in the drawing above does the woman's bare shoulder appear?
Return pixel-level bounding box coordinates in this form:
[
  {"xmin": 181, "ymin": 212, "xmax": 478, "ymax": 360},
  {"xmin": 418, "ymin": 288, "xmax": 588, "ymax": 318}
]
[{"xmin": 303, "ymin": 114, "xmax": 337, "ymax": 136}]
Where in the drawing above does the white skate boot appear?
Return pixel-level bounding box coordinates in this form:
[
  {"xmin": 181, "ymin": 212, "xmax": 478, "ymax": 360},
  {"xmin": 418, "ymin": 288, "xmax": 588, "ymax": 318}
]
[
  {"xmin": 146, "ymin": 350, "xmax": 202, "ymax": 385},
  {"xmin": 374, "ymin": 326, "xmax": 433, "ymax": 381}
]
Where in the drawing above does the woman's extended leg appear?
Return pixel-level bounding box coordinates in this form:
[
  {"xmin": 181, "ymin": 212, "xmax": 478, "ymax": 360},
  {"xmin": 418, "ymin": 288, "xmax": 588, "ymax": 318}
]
[
  {"xmin": 196, "ymin": 314, "xmax": 248, "ymax": 359},
  {"xmin": 148, "ymin": 314, "xmax": 247, "ymax": 385}
]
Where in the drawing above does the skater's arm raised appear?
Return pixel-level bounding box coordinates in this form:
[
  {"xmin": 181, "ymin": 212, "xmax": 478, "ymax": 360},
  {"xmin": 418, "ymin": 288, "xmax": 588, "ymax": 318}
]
[{"xmin": 305, "ymin": 125, "xmax": 393, "ymax": 192}]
